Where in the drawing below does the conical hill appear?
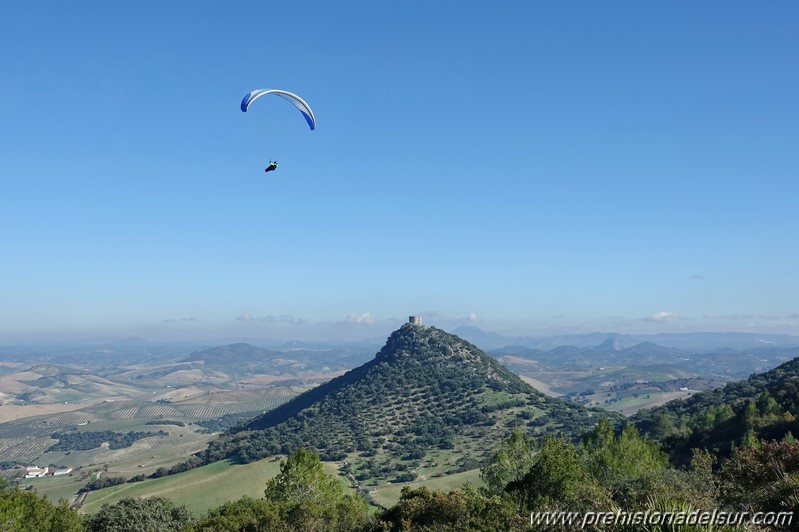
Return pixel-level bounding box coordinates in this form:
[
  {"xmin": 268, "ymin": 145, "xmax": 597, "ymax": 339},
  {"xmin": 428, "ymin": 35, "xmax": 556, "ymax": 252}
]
[{"xmin": 203, "ymin": 324, "xmax": 616, "ymax": 481}]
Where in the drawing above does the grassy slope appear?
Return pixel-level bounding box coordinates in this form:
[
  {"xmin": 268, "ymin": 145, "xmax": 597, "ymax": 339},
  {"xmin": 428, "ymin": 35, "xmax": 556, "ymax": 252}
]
[
  {"xmin": 24, "ymin": 474, "xmax": 88, "ymax": 504},
  {"xmin": 81, "ymin": 458, "xmax": 283, "ymax": 516},
  {"xmin": 369, "ymin": 468, "xmax": 483, "ymax": 508},
  {"xmin": 602, "ymin": 390, "xmax": 696, "ymax": 416},
  {"xmin": 80, "ymin": 455, "xmax": 482, "ymax": 516}
]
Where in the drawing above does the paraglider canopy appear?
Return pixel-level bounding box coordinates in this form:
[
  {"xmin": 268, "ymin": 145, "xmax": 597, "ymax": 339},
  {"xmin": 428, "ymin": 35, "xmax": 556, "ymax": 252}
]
[{"xmin": 240, "ymin": 89, "xmax": 316, "ymax": 130}]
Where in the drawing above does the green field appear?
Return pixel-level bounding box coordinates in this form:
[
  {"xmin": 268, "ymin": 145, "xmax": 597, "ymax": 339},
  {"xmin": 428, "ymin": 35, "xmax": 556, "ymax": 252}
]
[
  {"xmin": 369, "ymin": 468, "xmax": 483, "ymax": 508},
  {"xmin": 23, "ymin": 474, "xmax": 89, "ymax": 504},
  {"xmin": 80, "ymin": 455, "xmax": 483, "ymax": 516},
  {"xmin": 599, "ymin": 389, "xmax": 695, "ymax": 416},
  {"xmin": 81, "ymin": 458, "xmax": 285, "ymax": 516}
]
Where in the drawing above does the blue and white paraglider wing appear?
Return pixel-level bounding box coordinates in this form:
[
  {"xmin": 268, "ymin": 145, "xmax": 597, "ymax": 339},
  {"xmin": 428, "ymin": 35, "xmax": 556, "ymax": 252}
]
[{"xmin": 240, "ymin": 89, "xmax": 316, "ymax": 130}]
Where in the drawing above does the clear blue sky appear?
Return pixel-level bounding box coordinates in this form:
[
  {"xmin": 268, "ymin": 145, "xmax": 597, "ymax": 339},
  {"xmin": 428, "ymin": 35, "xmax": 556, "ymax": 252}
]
[{"xmin": 2, "ymin": 1, "xmax": 798, "ymax": 342}]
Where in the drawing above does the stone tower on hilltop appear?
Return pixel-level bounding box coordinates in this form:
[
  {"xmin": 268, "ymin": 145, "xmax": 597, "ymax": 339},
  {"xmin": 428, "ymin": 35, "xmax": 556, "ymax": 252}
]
[{"xmin": 408, "ymin": 315, "xmax": 423, "ymax": 326}]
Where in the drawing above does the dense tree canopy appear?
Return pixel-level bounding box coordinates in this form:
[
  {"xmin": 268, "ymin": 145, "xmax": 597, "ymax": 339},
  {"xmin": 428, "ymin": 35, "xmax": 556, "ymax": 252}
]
[
  {"xmin": 634, "ymin": 355, "xmax": 799, "ymax": 463},
  {"xmin": 7, "ymin": 430, "xmax": 799, "ymax": 531},
  {"xmin": 0, "ymin": 486, "xmax": 83, "ymax": 532},
  {"xmin": 85, "ymin": 497, "xmax": 194, "ymax": 532}
]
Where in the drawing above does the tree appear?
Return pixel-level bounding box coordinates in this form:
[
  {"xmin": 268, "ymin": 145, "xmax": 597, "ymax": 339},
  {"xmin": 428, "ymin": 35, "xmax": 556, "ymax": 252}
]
[
  {"xmin": 741, "ymin": 428, "xmax": 761, "ymax": 450},
  {"xmin": 648, "ymin": 412, "xmax": 678, "ymax": 440},
  {"xmin": 0, "ymin": 488, "xmax": 83, "ymax": 532},
  {"xmin": 582, "ymin": 421, "xmax": 674, "ymax": 508},
  {"xmin": 758, "ymin": 391, "xmax": 784, "ymax": 418},
  {"xmin": 192, "ymin": 496, "xmax": 286, "ymax": 531},
  {"xmin": 85, "ymin": 497, "xmax": 194, "ymax": 532},
  {"xmin": 583, "ymin": 422, "xmax": 668, "ymax": 482},
  {"xmin": 378, "ymin": 485, "xmax": 527, "ymax": 531},
  {"xmin": 263, "ymin": 448, "xmax": 368, "ymax": 531},
  {"xmin": 742, "ymin": 400, "xmax": 760, "ymax": 429},
  {"xmin": 506, "ymin": 434, "xmax": 607, "ymax": 512},
  {"xmin": 49, "ymin": 500, "xmax": 86, "ymax": 532},
  {"xmin": 480, "ymin": 428, "xmax": 536, "ymax": 497},
  {"xmin": 719, "ymin": 438, "xmax": 799, "ymax": 515}
]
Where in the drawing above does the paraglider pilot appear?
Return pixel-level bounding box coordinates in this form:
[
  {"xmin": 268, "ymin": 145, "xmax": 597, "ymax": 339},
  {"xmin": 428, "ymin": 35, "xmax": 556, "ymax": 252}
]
[{"xmin": 265, "ymin": 161, "xmax": 278, "ymax": 173}]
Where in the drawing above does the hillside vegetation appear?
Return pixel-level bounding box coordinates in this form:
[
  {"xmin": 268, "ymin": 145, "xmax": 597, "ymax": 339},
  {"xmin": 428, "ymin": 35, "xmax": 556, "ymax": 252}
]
[
  {"xmin": 634, "ymin": 355, "xmax": 799, "ymax": 462},
  {"xmin": 7, "ymin": 327, "xmax": 799, "ymax": 530},
  {"xmin": 203, "ymin": 324, "xmax": 618, "ymax": 482},
  {"xmin": 8, "ymin": 424, "xmax": 799, "ymax": 531}
]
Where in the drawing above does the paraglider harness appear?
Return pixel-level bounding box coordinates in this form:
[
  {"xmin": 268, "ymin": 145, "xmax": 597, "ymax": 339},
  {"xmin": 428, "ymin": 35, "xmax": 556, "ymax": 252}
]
[{"xmin": 265, "ymin": 161, "xmax": 278, "ymax": 173}]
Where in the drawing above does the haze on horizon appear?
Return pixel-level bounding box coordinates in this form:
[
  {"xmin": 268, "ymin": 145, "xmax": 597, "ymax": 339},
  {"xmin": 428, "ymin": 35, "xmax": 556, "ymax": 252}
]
[
  {"xmin": 4, "ymin": 311, "xmax": 799, "ymax": 346},
  {"xmin": 2, "ymin": 2, "xmax": 797, "ymax": 345}
]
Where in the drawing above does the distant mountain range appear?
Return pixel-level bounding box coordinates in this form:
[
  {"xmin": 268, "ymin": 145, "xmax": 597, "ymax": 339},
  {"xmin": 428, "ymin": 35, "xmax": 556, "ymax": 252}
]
[
  {"xmin": 451, "ymin": 325, "xmax": 799, "ymax": 352},
  {"xmin": 4, "ymin": 328, "xmax": 795, "ymax": 366},
  {"xmin": 447, "ymin": 326, "xmax": 799, "ymax": 384},
  {"xmin": 181, "ymin": 343, "xmax": 377, "ymax": 377},
  {"xmin": 490, "ymin": 341, "xmax": 684, "ymax": 368}
]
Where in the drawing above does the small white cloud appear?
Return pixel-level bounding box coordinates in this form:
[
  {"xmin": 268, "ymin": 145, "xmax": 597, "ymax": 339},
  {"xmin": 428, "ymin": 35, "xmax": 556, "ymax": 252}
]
[
  {"xmin": 236, "ymin": 313, "xmax": 254, "ymax": 321},
  {"xmin": 454, "ymin": 312, "xmax": 480, "ymax": 323},
  {"xmin": 344, "ymin": 312, "xmax": 376, "ymax": 324},
  {"xmin": 648, "ymin": 311, "xmax": 679, "ymax": 322}
]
